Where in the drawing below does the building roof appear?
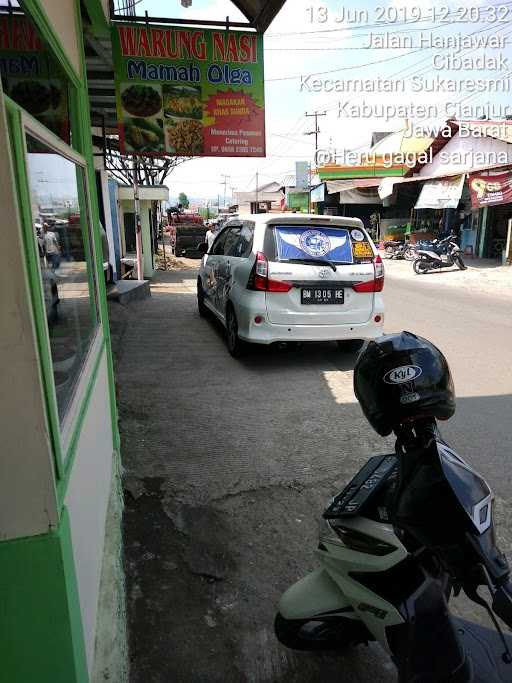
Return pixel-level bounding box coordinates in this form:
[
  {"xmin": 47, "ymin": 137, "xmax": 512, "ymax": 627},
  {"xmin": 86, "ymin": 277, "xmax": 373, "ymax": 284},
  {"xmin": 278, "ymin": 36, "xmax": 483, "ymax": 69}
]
[{"xmin": 317, "ymin": 127, "xmax": 434, "ymax": 181}]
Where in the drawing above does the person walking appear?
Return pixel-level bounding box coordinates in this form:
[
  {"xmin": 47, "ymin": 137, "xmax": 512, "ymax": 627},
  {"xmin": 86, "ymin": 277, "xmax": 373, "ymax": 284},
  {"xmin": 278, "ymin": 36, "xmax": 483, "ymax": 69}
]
[
  {"xmin": 43, "ymin": 223, "xmax": 61, "ymax": 271},
  {"xmin": 206, "ymin": 223, "xmax": 218, "ymax": 250}
]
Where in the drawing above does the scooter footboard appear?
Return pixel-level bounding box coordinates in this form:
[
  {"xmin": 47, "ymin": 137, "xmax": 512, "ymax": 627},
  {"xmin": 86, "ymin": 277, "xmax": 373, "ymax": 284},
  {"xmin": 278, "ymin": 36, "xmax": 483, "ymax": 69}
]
[{"xmin": 278, "ymin": 567, "xmax": 356, "ymax": 621}]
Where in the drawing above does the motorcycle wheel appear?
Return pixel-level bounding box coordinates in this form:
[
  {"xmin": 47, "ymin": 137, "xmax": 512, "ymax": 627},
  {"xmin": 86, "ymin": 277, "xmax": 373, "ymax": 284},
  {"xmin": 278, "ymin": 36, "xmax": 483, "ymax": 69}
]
[
  {"xmin": 274, "ymin": 612, "xmax": 372, "ymax": 651},
  {"xmin": 456, "ymin": 255, "xmax": 467, "ymax": 270},
  {"xmin": 413, "ymin": 257, "xmax": 429, "ymax": 274},
  {"xmin": 404, "ymin": 247, "xmax": 416, "ymax": 261}
]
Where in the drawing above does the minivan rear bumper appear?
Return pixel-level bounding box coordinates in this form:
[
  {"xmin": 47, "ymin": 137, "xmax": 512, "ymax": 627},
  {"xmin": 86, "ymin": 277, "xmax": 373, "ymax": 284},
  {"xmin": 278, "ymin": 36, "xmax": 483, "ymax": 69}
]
[{"xmin": 237, "ymin": 313, "xmax": 384, "ymax": 344}]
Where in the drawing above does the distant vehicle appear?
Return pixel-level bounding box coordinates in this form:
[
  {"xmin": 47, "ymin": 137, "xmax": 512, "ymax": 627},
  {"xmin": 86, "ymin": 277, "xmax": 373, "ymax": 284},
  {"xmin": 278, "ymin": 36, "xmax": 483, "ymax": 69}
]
[
  {"xmin": 197, "ymin": 213, "xmax": 384, "ymax": 357},
  {"xmin": 175, "ymin": 218, "xmax": 207, "ymax": 258}
]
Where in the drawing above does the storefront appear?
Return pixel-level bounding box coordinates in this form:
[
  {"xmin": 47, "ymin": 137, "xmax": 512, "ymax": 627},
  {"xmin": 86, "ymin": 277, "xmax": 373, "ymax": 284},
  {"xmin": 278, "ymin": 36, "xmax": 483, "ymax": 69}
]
[
  {"xmin": 468, "ymin": 169, "xmax": 512, "ymax": 260},
  {"xmin": 0, "ymin": 2, "xmax": 123, "ymax": 682}
]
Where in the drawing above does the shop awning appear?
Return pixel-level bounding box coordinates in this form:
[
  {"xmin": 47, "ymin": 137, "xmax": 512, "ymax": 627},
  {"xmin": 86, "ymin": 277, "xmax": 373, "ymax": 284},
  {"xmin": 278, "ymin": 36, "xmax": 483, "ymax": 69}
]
[
  {"xmin": 378, "ymin": 161, "xmax": 512, "ymax": 200},
  {"xmin": 231, "ymin": 1, "xmax": 287, "ymax": 33},
  {"xmin": 414, "ymin": 175, "xmax": 465, "ymax": 210},
  {"xmin": 326, "ymin": 178, "xmax": 382, "ymax": 194},
  {"xmin": 235, "ymin": 191, "xmax": 284, "ymax": 203}
]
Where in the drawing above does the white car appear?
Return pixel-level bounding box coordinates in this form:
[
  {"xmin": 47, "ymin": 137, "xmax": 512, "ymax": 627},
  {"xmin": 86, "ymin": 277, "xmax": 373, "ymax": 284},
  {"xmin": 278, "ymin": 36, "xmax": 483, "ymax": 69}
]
[{"xmin": 197, "ymin": 213, "xmax": 384, "ymax": 356}]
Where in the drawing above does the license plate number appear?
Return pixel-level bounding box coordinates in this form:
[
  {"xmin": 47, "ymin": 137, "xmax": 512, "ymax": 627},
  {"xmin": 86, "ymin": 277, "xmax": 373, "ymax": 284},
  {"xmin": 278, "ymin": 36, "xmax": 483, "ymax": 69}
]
[{"xmin": 301, "ymin": 288, "xmax": 344, "ymax": 305}]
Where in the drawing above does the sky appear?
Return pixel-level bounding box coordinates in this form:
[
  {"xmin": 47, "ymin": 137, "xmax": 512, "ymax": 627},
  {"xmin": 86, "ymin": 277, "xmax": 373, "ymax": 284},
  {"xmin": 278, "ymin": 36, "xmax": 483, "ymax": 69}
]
[{"xmin": 134, "ymin": 0, "xmax": 512, "ymax": 203}]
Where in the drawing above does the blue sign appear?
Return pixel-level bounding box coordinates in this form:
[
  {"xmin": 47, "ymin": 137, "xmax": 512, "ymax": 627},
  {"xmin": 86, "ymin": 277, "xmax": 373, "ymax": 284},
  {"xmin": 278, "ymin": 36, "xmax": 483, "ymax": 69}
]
[{"xmin": 275, "ymin": 226, "xmax": 353, "ymax": 263}]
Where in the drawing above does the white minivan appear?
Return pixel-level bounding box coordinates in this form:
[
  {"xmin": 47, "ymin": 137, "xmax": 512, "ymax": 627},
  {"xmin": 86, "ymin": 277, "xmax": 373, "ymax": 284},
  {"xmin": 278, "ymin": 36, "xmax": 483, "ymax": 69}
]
[{"xmin": 197, "ymin": 213, "xmax": 384, "ymax": 356}]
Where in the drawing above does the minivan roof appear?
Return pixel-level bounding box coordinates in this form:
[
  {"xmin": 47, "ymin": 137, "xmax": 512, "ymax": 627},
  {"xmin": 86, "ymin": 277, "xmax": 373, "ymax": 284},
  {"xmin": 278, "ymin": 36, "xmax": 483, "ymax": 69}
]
[{"xmin": 245, "ymin": 213, "xmax": 364, "ymax": 229}]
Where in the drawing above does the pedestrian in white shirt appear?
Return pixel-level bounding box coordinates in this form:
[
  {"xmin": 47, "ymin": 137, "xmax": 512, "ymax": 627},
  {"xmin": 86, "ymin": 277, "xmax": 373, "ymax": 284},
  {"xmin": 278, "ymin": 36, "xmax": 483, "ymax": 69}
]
[
  {"xmin": 43, "ymin": 223, "xmax": 61, "ymax": 271},
  {"xmin": 206, "ymin": 225, "xmax": 218, "ymax": 250}
]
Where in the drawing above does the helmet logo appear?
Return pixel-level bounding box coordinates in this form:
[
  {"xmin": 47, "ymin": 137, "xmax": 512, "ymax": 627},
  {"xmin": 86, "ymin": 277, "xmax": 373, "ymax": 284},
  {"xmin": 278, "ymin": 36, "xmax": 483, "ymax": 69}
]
[{"xmin": 384, "ymin": 365, "xmax": 422, "ymax": 384}]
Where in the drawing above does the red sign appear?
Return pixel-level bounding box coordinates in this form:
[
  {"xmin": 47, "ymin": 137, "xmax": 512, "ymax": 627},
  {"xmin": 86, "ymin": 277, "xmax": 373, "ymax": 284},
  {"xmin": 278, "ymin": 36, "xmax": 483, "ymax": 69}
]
[{"xmin": 469, "ymin": 170, "xmax": 512, "ymax": 208}]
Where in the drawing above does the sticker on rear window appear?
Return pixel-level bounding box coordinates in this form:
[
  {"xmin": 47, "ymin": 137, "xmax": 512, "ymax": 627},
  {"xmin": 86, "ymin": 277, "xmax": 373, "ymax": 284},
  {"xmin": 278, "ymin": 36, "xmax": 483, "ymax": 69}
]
[
  {"xmin": 351, "ymin": 229, "xmax": 365, "ymax": 242},
  {"xmin": 353, "ymin": 242, "xmax": 374, "ymax": 258},
  {"xmin": 275, "ymin": 226, "xmax": 353, "ymax": 263}
]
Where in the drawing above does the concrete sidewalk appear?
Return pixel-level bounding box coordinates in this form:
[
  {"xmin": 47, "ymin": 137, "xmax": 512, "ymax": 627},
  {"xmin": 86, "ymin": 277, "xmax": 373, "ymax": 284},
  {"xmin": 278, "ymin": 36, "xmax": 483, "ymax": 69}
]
[
  {"xmin": 108, "ymin": 267, "xmax": 396, "ymax": 683},
  {"xmin": 382, "ymin": 254, "xmax": 512, "ymax": 300}
]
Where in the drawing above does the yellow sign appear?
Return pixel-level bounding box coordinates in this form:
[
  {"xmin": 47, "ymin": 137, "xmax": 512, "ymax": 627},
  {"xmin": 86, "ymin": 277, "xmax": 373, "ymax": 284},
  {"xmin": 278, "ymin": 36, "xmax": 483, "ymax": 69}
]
[{"xmin": 353, "ymin": 242, "xmax": 374, "ymax": 258}]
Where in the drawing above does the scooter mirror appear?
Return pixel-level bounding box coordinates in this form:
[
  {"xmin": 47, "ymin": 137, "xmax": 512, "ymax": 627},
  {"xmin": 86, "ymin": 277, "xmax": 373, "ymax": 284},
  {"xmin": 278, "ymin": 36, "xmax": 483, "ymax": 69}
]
[{"xmin": 493, "ymin": 582, "xmax": 512, "ymax": 629}]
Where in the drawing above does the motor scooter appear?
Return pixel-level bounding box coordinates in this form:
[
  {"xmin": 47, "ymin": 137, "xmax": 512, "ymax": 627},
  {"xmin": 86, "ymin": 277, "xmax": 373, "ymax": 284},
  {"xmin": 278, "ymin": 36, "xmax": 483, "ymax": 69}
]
[
  {"xmin": 413, "ymin": 234, "xmax": 466, "ymax": 274},
  {"xmin": 275, "ymin": 418, "xmax": 512, "ymax": 681}
]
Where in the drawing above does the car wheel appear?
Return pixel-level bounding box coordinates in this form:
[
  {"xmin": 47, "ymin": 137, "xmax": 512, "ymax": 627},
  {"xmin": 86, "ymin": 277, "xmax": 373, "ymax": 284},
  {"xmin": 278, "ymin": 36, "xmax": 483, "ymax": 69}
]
[
  {"xmin": 337, "ymin": 339, "xmax": 364, "ymax": 353},
  {"xmin": 197, "ymin": 279, "xmax": 209, "ymax": 317},
  {"xmin": 226, "ymin": 306, "xmax": 245, "ymax": 358}
]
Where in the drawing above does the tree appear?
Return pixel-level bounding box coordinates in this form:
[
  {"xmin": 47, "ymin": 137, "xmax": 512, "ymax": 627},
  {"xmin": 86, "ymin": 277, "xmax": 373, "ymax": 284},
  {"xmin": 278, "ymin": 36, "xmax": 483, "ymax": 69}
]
[
  {"xmin": 93, "ymin": 134, "xmax": 190, "ymax": 186},
  {"xmin": 178, "ymin": 192, "xmax": 190, "ymax": 209}
]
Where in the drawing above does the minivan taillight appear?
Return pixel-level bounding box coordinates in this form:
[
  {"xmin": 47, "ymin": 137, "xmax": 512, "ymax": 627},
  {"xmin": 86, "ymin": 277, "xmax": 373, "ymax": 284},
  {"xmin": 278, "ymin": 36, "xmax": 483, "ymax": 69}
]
[
  {"xmin": 352, "ymin": 254, "xmax": 384, "ymax": 293},
  {"xmin": 247, "ymin": 252, "xmax": 292, "ymax": 292}
]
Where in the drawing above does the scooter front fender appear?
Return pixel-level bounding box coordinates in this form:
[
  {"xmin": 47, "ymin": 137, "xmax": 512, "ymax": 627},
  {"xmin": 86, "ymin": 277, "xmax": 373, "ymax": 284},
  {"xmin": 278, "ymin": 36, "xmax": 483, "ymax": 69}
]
[{"xmin": 278, "ymin": 567, "xmax": 353, "ymax": 621}]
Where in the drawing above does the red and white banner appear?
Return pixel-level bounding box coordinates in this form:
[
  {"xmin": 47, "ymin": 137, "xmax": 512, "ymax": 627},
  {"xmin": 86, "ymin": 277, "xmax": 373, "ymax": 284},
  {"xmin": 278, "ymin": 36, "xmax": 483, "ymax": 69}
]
[{"xmin": 469, "ymin": 170, "xmax": 512, "ymax": 208}]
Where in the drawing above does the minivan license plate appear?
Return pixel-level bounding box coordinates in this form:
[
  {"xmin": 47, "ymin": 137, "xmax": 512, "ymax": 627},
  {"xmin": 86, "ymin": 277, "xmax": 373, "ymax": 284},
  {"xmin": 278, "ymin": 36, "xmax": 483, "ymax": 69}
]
[{"xmin": 301, "ymin": 288, "xmax": 344, "ymax": 305}]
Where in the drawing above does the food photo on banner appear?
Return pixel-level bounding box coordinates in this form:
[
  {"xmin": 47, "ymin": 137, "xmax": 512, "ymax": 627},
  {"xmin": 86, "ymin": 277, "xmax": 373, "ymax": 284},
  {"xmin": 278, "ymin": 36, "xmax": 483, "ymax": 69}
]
[
  {"xmin": 0, "ymin": 14, "xmax": 69, "ymax": 143},
  {"xmin": 111, "ymin": 23, "xmax": 265, "ymax": 157},
  {"xmin": 275, "ymin": 227, "xmax": 354, "ymax": 263}
]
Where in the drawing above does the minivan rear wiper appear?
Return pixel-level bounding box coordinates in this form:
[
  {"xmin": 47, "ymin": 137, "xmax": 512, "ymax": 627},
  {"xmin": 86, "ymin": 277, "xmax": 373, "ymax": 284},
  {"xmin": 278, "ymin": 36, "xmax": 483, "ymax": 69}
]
[{"xmin": 284, "ymin": 258, "xmax": 337, "ymax": 272}]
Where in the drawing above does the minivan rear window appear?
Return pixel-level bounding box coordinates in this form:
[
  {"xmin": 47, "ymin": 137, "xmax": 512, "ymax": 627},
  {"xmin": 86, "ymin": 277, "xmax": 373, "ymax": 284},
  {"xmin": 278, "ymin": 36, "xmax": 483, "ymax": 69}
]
[{"xmin": 265, "ymin": 224, "xmax": 373, "ymax": 264}]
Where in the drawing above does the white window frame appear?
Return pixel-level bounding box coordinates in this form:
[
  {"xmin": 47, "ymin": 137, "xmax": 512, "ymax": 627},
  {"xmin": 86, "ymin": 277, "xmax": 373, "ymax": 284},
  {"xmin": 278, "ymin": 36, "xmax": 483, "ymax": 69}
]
[{"xmin": 22, "ymin": 112, "xmax": 103, "ymax": 460}]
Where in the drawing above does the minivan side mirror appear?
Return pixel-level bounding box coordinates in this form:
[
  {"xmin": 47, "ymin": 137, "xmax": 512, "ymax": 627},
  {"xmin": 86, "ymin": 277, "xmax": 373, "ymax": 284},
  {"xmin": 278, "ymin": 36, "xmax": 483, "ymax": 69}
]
[{"xmin": 198, "ymin": 242, "xmax": 208, "ymax": 254}]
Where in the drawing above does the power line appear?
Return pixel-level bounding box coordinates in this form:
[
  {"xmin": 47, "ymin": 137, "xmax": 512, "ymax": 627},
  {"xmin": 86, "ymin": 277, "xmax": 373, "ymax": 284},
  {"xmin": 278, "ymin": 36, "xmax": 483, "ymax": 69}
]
[{"xmin": 267, "ymin": 46, "xmax": 427, "ymax": 82}]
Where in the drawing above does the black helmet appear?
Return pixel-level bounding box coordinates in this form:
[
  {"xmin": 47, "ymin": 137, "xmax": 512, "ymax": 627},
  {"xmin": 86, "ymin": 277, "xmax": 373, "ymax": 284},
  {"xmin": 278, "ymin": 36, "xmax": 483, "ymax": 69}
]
[{"xmin": 353, "ymin": 331, "xmax": 455, "ymax": 436}]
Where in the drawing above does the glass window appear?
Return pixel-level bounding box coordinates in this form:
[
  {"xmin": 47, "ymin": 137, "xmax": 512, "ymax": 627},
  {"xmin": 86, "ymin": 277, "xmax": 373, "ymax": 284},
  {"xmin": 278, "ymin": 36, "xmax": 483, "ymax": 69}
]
[
  {"xmin": 0, "ymin": 9, "xmax": 70, "ymax": 144},
  {"xmin": 211, "ymin": 228, "xmax": 229, "ymax": 255},
  {"xmin": 225, "ymin": 224, "xmax": 254, "ymax": 258},
  {"xmin": 223, "ymin": 227, "xmax": 242, "ymax": 256},
  {"xmin": 26, "ymin": 134, "xmax": 99, "ymax": 424}
]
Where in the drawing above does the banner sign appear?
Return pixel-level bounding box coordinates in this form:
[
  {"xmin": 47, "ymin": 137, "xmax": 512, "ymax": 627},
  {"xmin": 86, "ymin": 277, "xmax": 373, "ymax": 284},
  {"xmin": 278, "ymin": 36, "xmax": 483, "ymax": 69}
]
[
  {"xmin": 111, "ymin": 23, "xmax": 265, "ymax": 157},
  {"xmin": 469, "ymin": 171, "xmax": 512, "ymax": 208},
  {"xmin": 275, "ymin": 226, "xmax": 353, "ymax": 263},
  {"xmin": 286, "ymin": 191, "xmax": 309, "ymax": 211},
  {"xmin": 310, "ymin": 183, "xmax": 325, "ymax": 203},
  {"xmin": 414, "ymin": 175, "xmax": 464, "ymax": 210},
  {"xmin": 0, "ymin": 15, "xmax": 69, "ymax": 142}
]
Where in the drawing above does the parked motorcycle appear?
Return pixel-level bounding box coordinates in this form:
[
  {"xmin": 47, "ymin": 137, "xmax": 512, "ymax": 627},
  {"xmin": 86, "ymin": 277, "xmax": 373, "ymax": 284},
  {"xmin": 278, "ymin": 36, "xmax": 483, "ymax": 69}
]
[
  {"xmin": 275, "ymin": 332, "xmax": 512, "ymax": 682},
  {"xmin": 383, "ymin": 240, "xmax": 404, "ymax": 256},
  {"xmin": 384, "ymin": 240, "xmax": 417, "ymax": 261},
  {"xmin": 413, "ymin": 234, "xmax": 466, "ymax": 274}
]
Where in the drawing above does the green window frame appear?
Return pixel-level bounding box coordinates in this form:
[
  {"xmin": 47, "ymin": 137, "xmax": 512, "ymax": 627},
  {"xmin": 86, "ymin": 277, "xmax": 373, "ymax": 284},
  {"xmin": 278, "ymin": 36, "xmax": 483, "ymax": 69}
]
[{"xmin": 4, "ymin": 0, "xmax": 120, "ymax": 505}]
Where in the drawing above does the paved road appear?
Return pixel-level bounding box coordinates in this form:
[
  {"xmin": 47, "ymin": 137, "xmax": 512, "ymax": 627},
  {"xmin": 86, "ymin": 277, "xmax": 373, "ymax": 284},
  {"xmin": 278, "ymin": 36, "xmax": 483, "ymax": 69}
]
[
  {"xmin": 110, "ymin": 262, "xmax": 512, "ymax": 683},
  {"xmin": 384, "ymin": 262, "xmax": 512, "ymax": 503}
]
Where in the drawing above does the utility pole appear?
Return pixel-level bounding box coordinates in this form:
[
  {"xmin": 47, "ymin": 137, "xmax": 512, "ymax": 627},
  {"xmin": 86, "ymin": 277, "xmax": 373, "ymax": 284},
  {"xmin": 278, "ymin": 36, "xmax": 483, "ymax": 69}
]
[
  {"xmin": 221, "ymin": 174, "xmax": 230, "ymax": 210},
  {"xmin": 305, "ymin": 111, "xmax": 327, "ymax": 162}
]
